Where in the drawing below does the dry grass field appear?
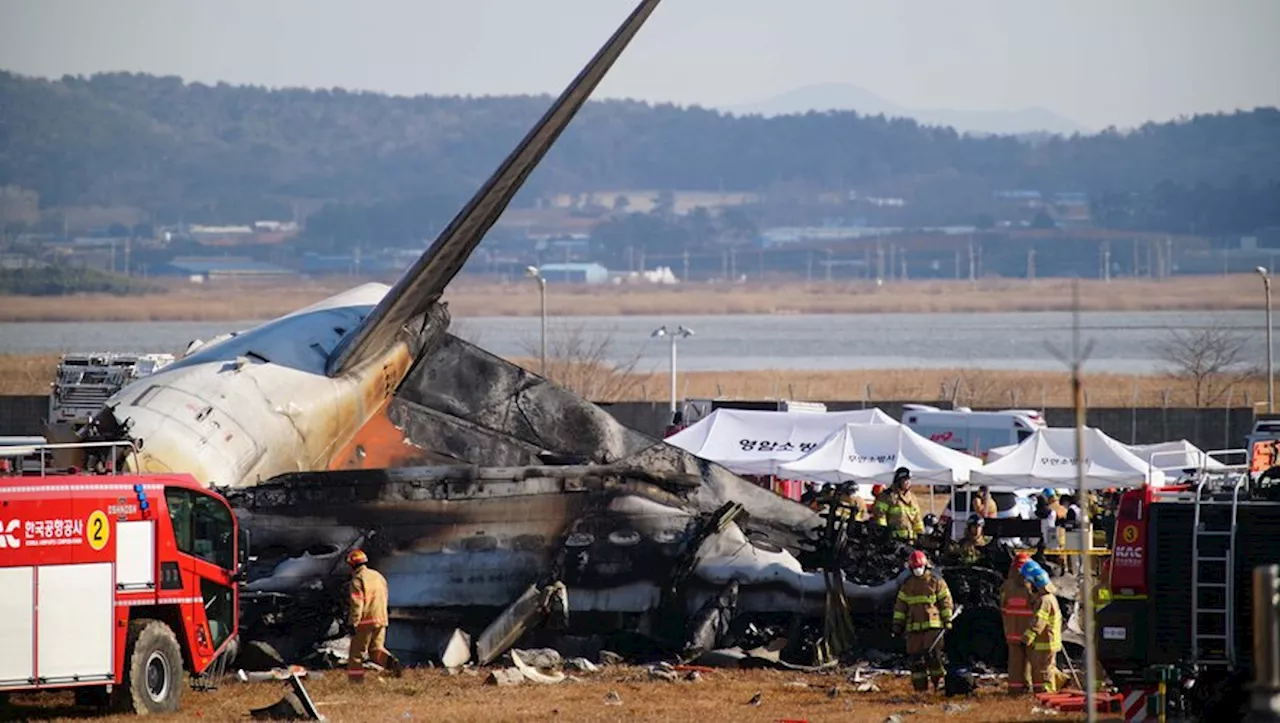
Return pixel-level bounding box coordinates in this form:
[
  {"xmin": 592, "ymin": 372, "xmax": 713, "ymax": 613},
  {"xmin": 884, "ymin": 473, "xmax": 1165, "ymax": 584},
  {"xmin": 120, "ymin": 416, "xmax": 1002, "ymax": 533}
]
[
  {"xmin": 0, "ymin": 274, "xmax": 1261, "ymax": 322},
  {"xmin": 1, "ymin": 666, "xmax": 1087, "ymax": 723},
  {"xmin": 2, "ymin": 351, "xmax": 1261, "ymax": 409}
]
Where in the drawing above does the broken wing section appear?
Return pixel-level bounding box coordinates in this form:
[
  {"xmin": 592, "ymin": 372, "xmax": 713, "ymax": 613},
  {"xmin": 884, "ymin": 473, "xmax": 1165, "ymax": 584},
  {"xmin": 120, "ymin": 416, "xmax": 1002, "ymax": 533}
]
[{"xmin": 326, "ymin": 0, "xmax": 663, "ymax": 377}]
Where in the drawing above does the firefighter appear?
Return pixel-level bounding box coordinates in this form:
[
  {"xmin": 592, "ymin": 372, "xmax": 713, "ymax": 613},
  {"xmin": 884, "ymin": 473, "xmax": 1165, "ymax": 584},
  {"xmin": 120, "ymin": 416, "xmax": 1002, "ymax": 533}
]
[
  {"xmin": 876, "ymin": 467, "xmax": 924, "ymax": 543},
  {"xmin": 1000, "ymin": 552, "xmax": 1034, "ymax": 695},
  {"xmin": 974, "ymin": 485, "xmax": 999, "ymax": 519},
  {"xmin": 1022, "ymin": 560, "xmax": 1066, "ymax": 694},
  {"xmin": 345, "ymin": 549, "xmax": 404, "ymax": 682},
  {"xmin": 866, "ymin": 484, "xmax": 886, "ymax": 523},
  {"xmin": 949, "ymin": 514, "xmax": 990, "ymax": 565},
  {"xmin": 892, "ymin": 550, "xmax": 953, "ymax": 693}
]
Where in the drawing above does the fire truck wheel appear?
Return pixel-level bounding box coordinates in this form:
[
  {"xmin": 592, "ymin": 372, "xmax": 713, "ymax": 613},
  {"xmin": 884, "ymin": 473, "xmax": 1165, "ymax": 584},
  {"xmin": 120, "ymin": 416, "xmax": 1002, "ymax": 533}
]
[{"xmin": 117, "ymin": 619, "xmax": 184, "ymax": 714}]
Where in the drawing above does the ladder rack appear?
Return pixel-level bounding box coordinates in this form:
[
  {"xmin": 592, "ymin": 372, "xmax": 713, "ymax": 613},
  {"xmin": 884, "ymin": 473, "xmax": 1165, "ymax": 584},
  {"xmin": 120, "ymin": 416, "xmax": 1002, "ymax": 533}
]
[{"xmin": 1190, "ymin": 473, "xmax": 1245, "ymax": 668}]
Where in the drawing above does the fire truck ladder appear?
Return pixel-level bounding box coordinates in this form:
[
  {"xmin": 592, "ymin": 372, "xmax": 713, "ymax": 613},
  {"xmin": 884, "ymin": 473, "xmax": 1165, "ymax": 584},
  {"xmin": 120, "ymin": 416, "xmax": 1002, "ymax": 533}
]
[{"xmin": 1190, "ymin": 473, "xmax": 1245, "ymax": 668}]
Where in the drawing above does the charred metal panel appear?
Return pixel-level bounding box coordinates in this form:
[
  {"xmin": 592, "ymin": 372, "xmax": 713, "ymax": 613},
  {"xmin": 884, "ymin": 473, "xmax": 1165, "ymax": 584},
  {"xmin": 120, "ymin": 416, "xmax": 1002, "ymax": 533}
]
[{"xmin": 398, "ymin": 334, "xmax": 653, "ymax": 464}]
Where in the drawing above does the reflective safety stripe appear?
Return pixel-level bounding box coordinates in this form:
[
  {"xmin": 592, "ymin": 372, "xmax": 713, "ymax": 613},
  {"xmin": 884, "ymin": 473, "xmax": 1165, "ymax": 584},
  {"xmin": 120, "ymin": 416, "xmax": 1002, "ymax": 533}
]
[
  {"xmin": 907, "ymin": 620, "xmax": 943, "ymax": 632},
  {"xmin": 893, "ymin": 611, "xmax": 906, "ymax": 621},
  {"xmin": 1002, "ymin": 608, "xmax": 1033, "ymax": 616},
  {"xmin": 899, "ymin": 593, "xmax": 941, "ymax": 605}
]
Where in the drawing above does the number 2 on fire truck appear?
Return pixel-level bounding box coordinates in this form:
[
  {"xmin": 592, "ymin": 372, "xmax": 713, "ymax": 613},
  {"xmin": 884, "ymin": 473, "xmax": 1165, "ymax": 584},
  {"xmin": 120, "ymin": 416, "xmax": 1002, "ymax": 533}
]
[{"xmin": 87, "ymin": 509, "xmax": 110, "ymax": 551}]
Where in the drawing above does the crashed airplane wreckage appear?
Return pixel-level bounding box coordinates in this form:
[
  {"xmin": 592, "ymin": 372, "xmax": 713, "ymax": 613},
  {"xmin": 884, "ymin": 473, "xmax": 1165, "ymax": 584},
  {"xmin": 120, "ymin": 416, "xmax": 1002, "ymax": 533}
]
[
  {"xmin": 65, "ymin": 0, "xmax": 1069, "ymax": 673},
  {"xmin": 231, "ymin": 457, "xmax": 1014, "ymax": 670},
  {"xmin": 229, "ymin": 335, "xmax": 1020, "ymax": 670}
]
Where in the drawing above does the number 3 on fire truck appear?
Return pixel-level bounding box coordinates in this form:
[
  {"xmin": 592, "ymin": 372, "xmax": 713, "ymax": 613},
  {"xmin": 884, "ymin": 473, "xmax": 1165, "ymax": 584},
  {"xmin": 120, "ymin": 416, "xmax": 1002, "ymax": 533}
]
[
  {"xmin": 1121, "ymin": 524, "xmax": 1138, "ymax": 544},
  {"xmin": 87, "ymin": 509, "xmax": 110, "ymax": 551}
]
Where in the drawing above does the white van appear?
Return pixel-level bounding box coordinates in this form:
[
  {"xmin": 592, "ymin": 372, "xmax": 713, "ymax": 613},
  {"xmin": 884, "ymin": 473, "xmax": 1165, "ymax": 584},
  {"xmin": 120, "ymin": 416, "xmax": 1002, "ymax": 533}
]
[{"xmin": 902, "ymin": 405, "xmax": 1046, "ymax": 457}]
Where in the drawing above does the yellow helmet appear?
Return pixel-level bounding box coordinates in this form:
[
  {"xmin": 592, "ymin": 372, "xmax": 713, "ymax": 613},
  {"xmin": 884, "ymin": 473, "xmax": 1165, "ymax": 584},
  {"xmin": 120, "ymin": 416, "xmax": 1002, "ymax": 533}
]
[{"xmin": 346, "ymin": 549, "xmax": 368, "ymax": 567}]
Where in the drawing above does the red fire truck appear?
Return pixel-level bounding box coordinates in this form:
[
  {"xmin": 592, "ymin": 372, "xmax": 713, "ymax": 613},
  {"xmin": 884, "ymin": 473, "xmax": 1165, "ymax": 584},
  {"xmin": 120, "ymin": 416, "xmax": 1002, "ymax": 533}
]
[
  {"xmin": 1096, "ymin": 456, "xmax": 1280, "ymax": 720},
  {"xmin": 0, "ymin": 441, "xmax": 241, "ymax": 714}
]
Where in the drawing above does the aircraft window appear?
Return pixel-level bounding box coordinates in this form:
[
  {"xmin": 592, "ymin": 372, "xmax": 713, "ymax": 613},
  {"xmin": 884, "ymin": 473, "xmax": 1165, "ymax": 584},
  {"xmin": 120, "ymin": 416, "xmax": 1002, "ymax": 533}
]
[
  {"xmin": 1017, "ymin": 429, "xmax": 1033, "ymax": 442},
  {"xmin": 165, "ymin": 488, "xmax": 236, "ymax": 570}
]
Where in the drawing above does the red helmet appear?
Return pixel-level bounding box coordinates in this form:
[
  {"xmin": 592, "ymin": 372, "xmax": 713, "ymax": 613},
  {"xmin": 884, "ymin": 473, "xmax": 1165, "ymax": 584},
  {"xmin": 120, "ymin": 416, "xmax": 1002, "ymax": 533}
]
[
  {"xmin": 1013, "ymin": 552, "xmax": 1031, "ymax": 571},
  {"xmin": 346, "ymin": 549, "xmax": 368, "ymax": 567},
  {"xmin": 908, "ymin": 550, "xmax": 928, "ymax": 569},
  {"xmin": 872, "ymin": 484, "xmax": 885, "ymax": 497}
]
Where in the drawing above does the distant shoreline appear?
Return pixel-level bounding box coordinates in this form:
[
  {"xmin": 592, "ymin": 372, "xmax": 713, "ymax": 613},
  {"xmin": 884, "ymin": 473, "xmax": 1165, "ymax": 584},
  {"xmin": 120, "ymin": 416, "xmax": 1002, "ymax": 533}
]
[{"xmin": 0, "ymin": 275, "xmax": 1259, "ymax": 323}]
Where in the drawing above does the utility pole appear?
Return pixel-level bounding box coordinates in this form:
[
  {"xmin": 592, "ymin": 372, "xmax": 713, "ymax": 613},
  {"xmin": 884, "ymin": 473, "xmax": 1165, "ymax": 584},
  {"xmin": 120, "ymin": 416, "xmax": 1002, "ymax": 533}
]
[
  {"xmin": 1259, "ymin": 267, "xmax": 1274, "ymax": 413},
  {"xmin": 682, "ymin": 249, "xmax": 690, "ymax": 283},
  {"xmin": 967, "ymin": 239, "xmax": 976, "ymax": 281},
  {"xmin": 526, "ymin": 266, "xmax": 547, "ymax": 376},
  {"xmin": 651, "ymin": 325, "xmax": 693, "ymax": 415},
  {"xmin": 1048, "ymin": 282, "xmax": 1098, "ymax": 723},
  {"xmin": 1026, "ymin": 247, "xmax": 1036, "ymax": 282}
]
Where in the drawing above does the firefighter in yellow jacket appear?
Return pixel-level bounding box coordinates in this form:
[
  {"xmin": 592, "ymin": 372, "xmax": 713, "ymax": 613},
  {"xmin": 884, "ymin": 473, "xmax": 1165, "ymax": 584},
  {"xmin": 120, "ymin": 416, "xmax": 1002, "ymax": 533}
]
[
  {"xmin": 346, "ymin": 549, "xmax": 404, "ymax": 681},
  {"xmin": 876, "ymin": 467, "xmax": 925, "ymax": 543},
  {"xmin": 1021, "ymin": 560, "xmax": 1066, "ymax": 694},
  {"xmin": 892, "ymin": 550, "xmax": 954, "ymax": 692},
  {"xmin": 999, "ymin": 552, "xmax": 1034, "ymax": 694},
  {"xmin": 948, "ymin": 514, "xmax": 991, "ymax": 565}
]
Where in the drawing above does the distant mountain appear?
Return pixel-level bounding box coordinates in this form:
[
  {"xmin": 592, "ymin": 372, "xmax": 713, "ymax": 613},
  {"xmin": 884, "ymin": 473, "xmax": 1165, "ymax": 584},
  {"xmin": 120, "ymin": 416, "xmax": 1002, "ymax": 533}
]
[{"xmin": 726, "ymin": 82, "xmax": 1090, "ymax": 136}]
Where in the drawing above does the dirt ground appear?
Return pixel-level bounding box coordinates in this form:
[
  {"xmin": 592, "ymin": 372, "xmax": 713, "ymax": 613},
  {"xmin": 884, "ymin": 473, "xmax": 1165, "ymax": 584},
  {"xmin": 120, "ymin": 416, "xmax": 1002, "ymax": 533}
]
[{"xmin": 2, "ymin": 666, "xmax": 1094, "ymax": 723}]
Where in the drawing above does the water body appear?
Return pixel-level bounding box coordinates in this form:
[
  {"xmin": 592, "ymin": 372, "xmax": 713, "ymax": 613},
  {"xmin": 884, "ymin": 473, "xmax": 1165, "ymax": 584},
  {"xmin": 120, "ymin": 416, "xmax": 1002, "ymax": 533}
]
[{"xmin": 0, "ymin": 310, "xmax": 1266, "ymax": 375}]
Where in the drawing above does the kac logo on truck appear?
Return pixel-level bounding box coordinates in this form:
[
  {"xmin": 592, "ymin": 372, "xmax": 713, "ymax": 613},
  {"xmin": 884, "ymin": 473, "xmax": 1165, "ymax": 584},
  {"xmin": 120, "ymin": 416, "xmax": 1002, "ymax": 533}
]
[
  {"xmin": 1113, "ymin": 544, "xmax": 1144, "ymax": 566},
  {"xmin": 0, "ymin": 519, "xmax": 20, "ymax": 548}
]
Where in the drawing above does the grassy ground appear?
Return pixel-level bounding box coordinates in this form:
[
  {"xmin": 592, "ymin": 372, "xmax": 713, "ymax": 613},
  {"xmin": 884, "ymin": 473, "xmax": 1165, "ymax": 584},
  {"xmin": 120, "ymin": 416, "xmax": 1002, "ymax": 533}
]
[
  {"xmin": 2, "ymin": 352, "xmax": 1260, "ymax": 409},
  {"xmin": 0, "ymin": 274, "xmax": 1261, "ymax": 322},
  {"xmin": 1, "ymin": 666, "xmax": 1087, "ymax": 723}
]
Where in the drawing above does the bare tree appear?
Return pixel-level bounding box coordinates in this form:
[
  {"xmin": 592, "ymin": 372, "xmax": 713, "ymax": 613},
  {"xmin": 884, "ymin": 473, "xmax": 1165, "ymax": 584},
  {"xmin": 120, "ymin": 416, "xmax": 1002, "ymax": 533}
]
[
  {"xmin": 1153, "ymin": 327, "xmax": 1251, "ymax": 407},
  {"xmin": 519, "ymin": 323, "xmax": 646, "ymax": 402}
]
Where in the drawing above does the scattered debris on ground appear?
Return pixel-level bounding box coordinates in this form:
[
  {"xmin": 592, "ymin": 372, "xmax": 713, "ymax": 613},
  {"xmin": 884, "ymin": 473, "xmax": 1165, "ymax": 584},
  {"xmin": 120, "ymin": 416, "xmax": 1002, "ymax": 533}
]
[{"xmin": 4, "ymin": 666, "xmax": 1087, "ymax": 723}]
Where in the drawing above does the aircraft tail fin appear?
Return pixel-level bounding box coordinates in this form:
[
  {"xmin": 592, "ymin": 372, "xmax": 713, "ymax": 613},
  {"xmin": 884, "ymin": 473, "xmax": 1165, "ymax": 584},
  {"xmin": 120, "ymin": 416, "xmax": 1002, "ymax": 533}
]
[{"xmin": 327, "ymin": 0, "xmax": 662, "ymax": 376}]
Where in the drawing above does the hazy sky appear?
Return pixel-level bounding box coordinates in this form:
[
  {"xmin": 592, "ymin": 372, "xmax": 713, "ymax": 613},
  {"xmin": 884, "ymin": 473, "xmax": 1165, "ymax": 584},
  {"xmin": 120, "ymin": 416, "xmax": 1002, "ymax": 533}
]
[{"xmin": 1, "ymin": 0, "xmax": 1277, "ymax": 130}]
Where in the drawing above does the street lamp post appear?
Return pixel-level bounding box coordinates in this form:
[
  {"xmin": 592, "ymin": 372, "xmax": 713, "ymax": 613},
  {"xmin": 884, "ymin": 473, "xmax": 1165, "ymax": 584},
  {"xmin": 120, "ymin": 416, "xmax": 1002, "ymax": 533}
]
[
  {"xmin": 651, "ymin": 325, "xmax": 693, "ymax": 415},
  {"xmin": 1259, "ymin": 267, "xmax": 1274, "ymax": 413},
  {"xmin": 526, "ymin": 266, "xmax": 547, "ymax": 376}
]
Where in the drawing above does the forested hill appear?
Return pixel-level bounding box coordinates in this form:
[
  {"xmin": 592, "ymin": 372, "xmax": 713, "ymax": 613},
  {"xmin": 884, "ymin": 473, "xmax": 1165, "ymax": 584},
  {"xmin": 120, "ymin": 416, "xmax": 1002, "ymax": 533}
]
[{"xmin": 1, "ymin": 71, "xmax": 1279, "ymax": 225}]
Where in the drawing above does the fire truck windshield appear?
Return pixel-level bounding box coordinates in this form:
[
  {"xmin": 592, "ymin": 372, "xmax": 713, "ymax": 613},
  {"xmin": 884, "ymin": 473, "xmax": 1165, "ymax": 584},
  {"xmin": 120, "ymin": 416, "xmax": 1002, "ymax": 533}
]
[{"xmin": 164, "ymin": 487, "xmax": 235, "ymax": 571}]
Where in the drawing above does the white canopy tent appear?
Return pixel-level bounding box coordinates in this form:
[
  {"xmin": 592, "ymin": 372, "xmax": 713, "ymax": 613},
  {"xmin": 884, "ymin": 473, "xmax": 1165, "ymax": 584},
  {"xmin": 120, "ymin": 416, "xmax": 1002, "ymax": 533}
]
[
  {"xmin": 985, "ymin": 444, "xmax": 1018, "ymax": 463},
  {"xmin": 1126, "ymin": 440, "xmax": 1226, "ymax": 473},
  {"xmin": 972, "ymin": 427, "xmax": 1167, "ymax": 489},
  {"xmin": 665, "ymin": 408, "xmax": 898, "ymax": 476},
  {"xmin": 778, "ymin": 423, "xmax": 983, "ymax": 485}
]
